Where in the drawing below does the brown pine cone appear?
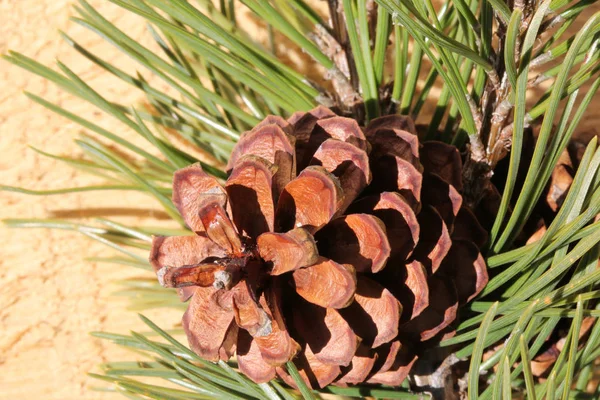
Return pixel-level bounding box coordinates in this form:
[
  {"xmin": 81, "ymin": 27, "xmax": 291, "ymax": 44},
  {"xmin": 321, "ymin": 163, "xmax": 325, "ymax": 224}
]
[{"xmin": 149, "ymin": 106, "xmax": 489, "ymax": 388}]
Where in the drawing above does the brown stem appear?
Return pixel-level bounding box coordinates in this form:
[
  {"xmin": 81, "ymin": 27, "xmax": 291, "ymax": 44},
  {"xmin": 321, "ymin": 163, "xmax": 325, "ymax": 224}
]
[
  {"xmin": 463, "ymin": 124, "xmax": 493, "ymax": 208},
  {"xmin": 410, "ymin": 351, "xmax": 464, "ymax": 400},
  {"xmin": 514, "ymin": 0, "xmax": 526, "ymax": 11},
  {"xmin": 462, "ymin": 2, "xmax": 508, "ymax": 208},
  {"xmin": 310, "ymin": 24, "xmax": 361, "ymax": 109},
  {"xmin": 328, "ymin": 0, "xmax": 360, "ymax": 92},
  {"xmin": 487, "ymin": 98, "xmax": 513, "ymax": 154},
  {"xmin": 467, "ymin": 94, "xmax": 484, "ymax": 134}
]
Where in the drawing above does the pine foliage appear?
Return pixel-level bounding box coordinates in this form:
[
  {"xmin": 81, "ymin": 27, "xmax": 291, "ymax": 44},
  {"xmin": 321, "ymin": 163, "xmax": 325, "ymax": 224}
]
[{"xmin": 4, "ymin": 0, "xmax": 600, "ymax": 398}]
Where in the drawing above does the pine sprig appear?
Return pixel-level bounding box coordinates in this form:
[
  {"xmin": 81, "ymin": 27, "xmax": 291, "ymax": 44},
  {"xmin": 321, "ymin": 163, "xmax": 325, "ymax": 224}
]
[
  {"xmin": 91, "ymin": 315, "xmax": 423, "ymax": 399},
  {"xmin": 4, "ymin": 0, "xmax": 600, "ymax": 398}
]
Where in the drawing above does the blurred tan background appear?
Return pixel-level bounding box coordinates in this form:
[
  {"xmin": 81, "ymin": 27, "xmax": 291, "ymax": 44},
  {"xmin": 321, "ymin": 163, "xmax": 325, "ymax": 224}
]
[{"xmin": 2, "ymin": 1, "xmax": 600, "ymax": 400}]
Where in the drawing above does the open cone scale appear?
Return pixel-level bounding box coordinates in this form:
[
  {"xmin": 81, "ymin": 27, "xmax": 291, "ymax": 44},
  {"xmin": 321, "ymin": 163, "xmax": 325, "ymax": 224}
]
[{"xmin": 150, "ymin": 106, "xmax": 489, "ymax": 388}]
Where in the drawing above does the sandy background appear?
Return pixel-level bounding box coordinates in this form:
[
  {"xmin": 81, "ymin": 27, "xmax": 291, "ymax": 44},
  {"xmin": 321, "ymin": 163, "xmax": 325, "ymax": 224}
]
[{"xmin": 1, "ymin": 1, "xmax": 600, "ymax": 400}]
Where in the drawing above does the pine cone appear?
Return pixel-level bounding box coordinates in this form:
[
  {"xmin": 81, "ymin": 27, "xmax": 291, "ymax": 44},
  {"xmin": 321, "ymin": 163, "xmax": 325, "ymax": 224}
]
[{"xmin": 150, "ymin": 106, "xmax": 489, "ymax": 388}]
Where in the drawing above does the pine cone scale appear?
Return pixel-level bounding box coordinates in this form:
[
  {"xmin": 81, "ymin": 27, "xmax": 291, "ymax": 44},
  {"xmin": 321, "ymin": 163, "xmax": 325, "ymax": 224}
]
[
  {"xmin": 292, "ymin": 258, "xmax": 356, "ymax": 309},
  {"xmin": 397, "ymin": 260, "xmax": 430, "ymax": 320},
  {"xmin": 420, "ymin": 141, "xmax": 464, "ymax": 190},
  {"xmin": 442, "ymin": 240, "xmax": 488, "ymax": 304},
  {"xmin": 367, "ymin": 344, "xmax": 418, "ymax": 386},
  {"xmin": 227, "ymin": 124, "xmax": 296, "ymax": 197},
  {"xmin": 348, "ymin": 192, "xmax": 420, "ymax": 263},
  {"xmin": 254, "ymin": 286, "xmax": 300, "ymax": 365},
  {"xmin": 336, "ymin": 344, "xmax": 378, "ymax": 385},
  {"xmin": 310, "ymin": 138, "xmax": 371, "ymax": 211},
  {"xmin": 257, "ymin": 228, "xmax": 319, "ymax": 275},
  {"xmin": 312, "ymin": 117, "xmax": 369, "ymax": 153},
  {"xmin": 315, "ymin": 213, "xmax": 391, "ymax": 273},
  {"xmin": 183, "ymin": 286, "xmax": 235, "ymax": 361},
  {"xmin": 237, "ymin": 329, "xmax": 277, "ymax": 383},
  {"xmin": 276, "ymin": 345, "xmax": 341, "ymax": 389},
  {"xmin": 171, "ymin": 164, "xmax": 227, "ymax": 234},
  {"xmin": 198, "ymin": 203, "xmax": 243, "ymax": 255},
  {"xmin": 231, "ymin": 282, "xmax": 271, "ymax": 337},
  {"xmin": 275, "ymin": 166, "xmax": 343, "ymax": 234},
  {"xmin": 338, "ymin": 276, "xmax": 401, "ymax": 348},
  {"xmin": 412, "ymin": 205, "xmax": 452, "ymax": 274},
  {"xmin": 225, "ymin": 155, "xmax": 277, "ymax": 237},
  {"xmin": 402, "ymin": 276, "xmax": 459, "ymax": 342},
  {"xmin": 294, "ymin": 303, "xmax": 359, "ymax": 367},
  {"xmin": 369, "ymin": 340, "xmax": 402, "ymax": 376}
]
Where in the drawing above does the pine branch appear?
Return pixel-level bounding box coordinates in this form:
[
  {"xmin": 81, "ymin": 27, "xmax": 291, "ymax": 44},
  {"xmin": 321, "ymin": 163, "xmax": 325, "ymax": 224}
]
[
  {"xmin": 4, "ymin": 0, "xmax": 600, "ymax": 398},
  {"xmin": 90, "ymin": 315, "xmax": 423, "ymax": 400}
]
